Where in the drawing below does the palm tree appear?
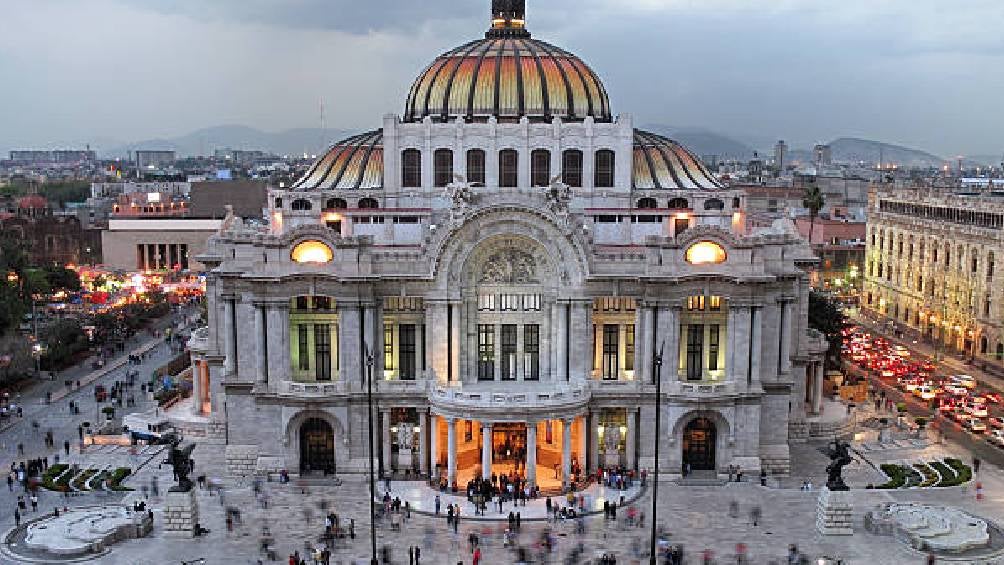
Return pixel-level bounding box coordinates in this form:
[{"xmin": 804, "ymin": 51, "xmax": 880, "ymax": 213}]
[{"xmin": 803, "ymin": 184, "xmax": 825, "ymax": 244}]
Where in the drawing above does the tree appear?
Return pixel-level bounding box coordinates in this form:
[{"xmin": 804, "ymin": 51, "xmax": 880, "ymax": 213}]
[
  {"xmin": 43, "ymin": 266, "xmax": 81, "ymax": 292},
  {"xmin": 802, "ymin": 184, "xmax": 825, "ymax": 244},
  {"xmin": 809, "ymin": 291, "xmax": 847, "ymax": 369}
]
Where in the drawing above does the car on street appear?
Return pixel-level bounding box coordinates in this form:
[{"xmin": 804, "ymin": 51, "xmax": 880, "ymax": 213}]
[
  {"xmin": 951, "ymin": 375, "xmax": 977, "ymax": 389},
  {"xmin": 964, "ymin": 417, "xmax": 987, "ymax": 433},
  {"xmin": 986, "ymin": 393, "xmax": 1003, "ymax": 405},
  {"xmin": 988, "ymin": 417, "xmax": 1004, "ymax": 430},
  {"xmin": 943, "ymin": 384, "xmax": 969, "ymax": 397},
  {"xmin": 915, "ymin": 385, "xmax": 937, "ymax": 401},
  {"xmin": 966, "ymin": 403, "xmax": 989, "ymax": 418},
  {"xmin": 988, "ymin": 429, "xmax": 1004, "ymax": 447}
]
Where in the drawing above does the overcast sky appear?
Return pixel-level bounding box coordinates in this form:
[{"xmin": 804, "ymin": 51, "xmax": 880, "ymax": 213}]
[{"xmin": 1, "ymin": 0, "xmax": 1002, "ymax": 156}]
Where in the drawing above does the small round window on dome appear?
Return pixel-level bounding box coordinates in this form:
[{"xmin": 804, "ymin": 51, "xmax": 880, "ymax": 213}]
[
  {"xmin": 291, "ymin": 241, "xmax": 333, "ymax": 264},
  {"xmin": 686, "ymin": 241, "xmax": 727, "ymax": 265}
]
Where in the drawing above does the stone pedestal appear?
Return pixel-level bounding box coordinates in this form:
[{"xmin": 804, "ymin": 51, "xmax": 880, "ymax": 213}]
[
  {"xmin": 163, "ymin": 489, "xmax": 199, "ymax": 537},
  {"xmin": 398, "ymin": 449, "xmax": 413, "ymax": 471},
  {"xmin": 816, "ymin": 487, "xmax": 853, "ymax": 535},
  {"xmin": 603, "ymin": 451, "xmax": 620, "ymax": 468}
]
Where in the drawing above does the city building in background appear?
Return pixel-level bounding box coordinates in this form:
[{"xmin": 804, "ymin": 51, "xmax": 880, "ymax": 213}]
[
  {"xmin": 0, "ymin": 195, "xmax": 102, "ymax": 265},
  {"xmin": 863, "ymin": 187, "xmax": 1004, "ymax": 373}
]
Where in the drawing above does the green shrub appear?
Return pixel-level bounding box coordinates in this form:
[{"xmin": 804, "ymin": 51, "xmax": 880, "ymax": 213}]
[
  {"xmin": 40, "ymin": 464, "xmax": 69, "ymax": 491},
  {"xmin": 71, "ymin": 469, "xmax": 97, "ymax": 491},
  {"xmin": 945, "ymin": 458, "xmax": 973, "ymax": 485},
  {"xmin": 914, "ymin": 463, "xmax": 938, "ymax": 487},
  {"xmin": 107, "ymin": 467, "xmax": 132, "ymax": 491},
  {"xmin": 878, "ymin": 464, "xmax": 907, "ymax": 489}
]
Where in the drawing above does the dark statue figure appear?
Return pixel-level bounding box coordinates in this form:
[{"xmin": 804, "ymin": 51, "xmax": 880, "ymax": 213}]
[
  {"xmin": 165, "ymin": 435, "xmax": 197, "ymax": 492},
  {"xmin": 824, "ymin": 440, "xmax": 852, "ymax": 491}
]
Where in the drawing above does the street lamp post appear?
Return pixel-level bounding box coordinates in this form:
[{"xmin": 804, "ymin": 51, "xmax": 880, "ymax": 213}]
[
  {"xmin": 364, "ymin": 347, "xmax": 378, "ymax": 565},
  {"xmin": 649, "ymin": 343, "xmax": 664, "ymax": 565}
]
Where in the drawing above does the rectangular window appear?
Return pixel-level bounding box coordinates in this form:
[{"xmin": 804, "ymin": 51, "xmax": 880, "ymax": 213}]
[
  {"xmin": 499, "ymin": 150, "xmax": 518, "ymax": 187},
  {"xmin": 708, "ymin": 324, "xmax": 720, "ymax": 371},
  {"xmin": 314, "ymin": 324, "xmax": 331, "ymax": 381},
  {"xmin": 298, "ymin": 325, "xmax": 309, "ymax": 371},
  {"xmin": 295, "ymin": 296, "xmax": 309, "ymax": 310},
  {"xmin": 687, "ymin": 296, "xmax": 706, "ymax": 311},
  {"xmin": 384, "ymin": 324, "xmax": 394, "ymax": 371},
  {"xmin": 625, "ymin": 324, "xmax": 635, "ymax": 371},
  {"xmin": 562, "ymin": 150, "xmax": 583, "ymax": 188},
  {"xmin": 709, "ymin": 296, "xmax": 721, "ymax": 311},
  {"xmin": 602, "ymin": 324, "xmax": 619, "ymax": 380},
  {"xmin": 478, "ymin": 325, "xmax": 495, "ymax": 380},
  {"xmin": 522, "ymin": 294, "xmax": 541, "ymax": 311},
  {"xmin": 531, "ymin": 149, "xmax": 551, "ymax": 187},
  {"xmin": 501, "ymin": 324, "xmax": 517, "ymax": 381},
  {"xmin": 594, "ymin": 149, "xmax": 615, "ymax": 188},
  {"xmin": 478, "ymin": 293, "xmax": 496, "ymax": 311},
  {"xmin": 467, "ymin": 150, "xmax": 486, "ymax": 186},
  {"xmin": 686, "ymin": 324, "xmax": 704, "ymax": 381},
  {"xmin": 674, "ymin": 217, "xmax": 690, "ymax": 237},
  {"xmin": 523, "ymin": 324, "xmax": 540, "ymax": 380},
  {"xmin": 500, "ymin": 294, "xmax": 520, "ymax": 311},
  {"xmin": 399, "ymin": 324, "xmax": 416, "ymax": 380},
  {"xmin": 434, "ymin": 149, "xmax": 453, "ymax": 187}
]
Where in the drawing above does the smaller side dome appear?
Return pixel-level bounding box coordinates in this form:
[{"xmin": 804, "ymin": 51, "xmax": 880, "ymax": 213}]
[
  {"xmin": 292, "ymin": 130, "xmax": 383, "ymax": 191},
  {"xmin": 632, "ymin": 130, "xmax": 723, "ymax": 191}
]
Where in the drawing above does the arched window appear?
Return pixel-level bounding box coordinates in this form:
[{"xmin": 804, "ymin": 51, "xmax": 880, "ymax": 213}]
[
  {"xmin": 668, "ymin": 197, "xmax": 690, "ymax": 209},
  {"xmin": 325, "ymin": 198, "xmax": 347, "ymax": 209},
  {"xmin": 704, "ymin": 198, "xmax": 725, "ymax": 211},
  {"xmin": 274, "ymin": 197, "xmax": 283, "ymax": 208},
  {"xmin": 358, "ymin": 198, "xmax": 379, "ymax": 209},
  {"xmin": 732, "ymin": 197, "xmax": 741, "ymax": 209},
  {"xmin": 401, "ymin": 149, "xmax": 421, "ymax": 188},
  {"xmin": 531, "ymin": 149, "xmax": 551, "ymax": 187},
  {"xmin": 594, "ymin": 149, "xmax": 615, "ymax": 188},
  {"xmin": 636, "ymin": 197, "xmax": 657, "ymax": 209},
  {"xmin": 291, "ymin": 199, "xmax": 312, "ymax": 211},
  {"xmin": 499, "ymin": 149, "xmax": 518, "ymax": 188},
  {"xmin": 466, "ymin": 149, "xmax": 486, "ymax": 185},
  {"xmin": 562, "ymin": 150, "xmax": 583, "ymax": 188},
  {"xmin": 433, "ymin": 149, "xmax": 453, "ymax": 187}
]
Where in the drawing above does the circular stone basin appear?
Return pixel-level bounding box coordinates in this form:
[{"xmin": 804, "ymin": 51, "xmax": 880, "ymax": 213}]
[
  {"xmin": 13, "ymin": 505, "xmax": 149, "ymax": 559},
  {"xmin": 875, "ymin": 503, "xmax": 1004, "ymax": 558}
]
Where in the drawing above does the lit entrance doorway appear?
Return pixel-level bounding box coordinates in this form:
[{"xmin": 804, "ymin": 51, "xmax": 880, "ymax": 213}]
[
  {"xmin": 682, "ymin": 418, "xmax": 716, "ymax": 472},
  {"xmin": 299, "ymin": 418, "xmax": 335, "ymax": 475},
  {"xmin": 492, "ymin": 423, "xmax": 527, "ymax": 469}
]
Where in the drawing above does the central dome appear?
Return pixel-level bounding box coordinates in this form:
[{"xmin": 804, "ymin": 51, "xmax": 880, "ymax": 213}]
[{"xmin": 403, "ymin": 29, "xmax": 611, "ymax": 123}]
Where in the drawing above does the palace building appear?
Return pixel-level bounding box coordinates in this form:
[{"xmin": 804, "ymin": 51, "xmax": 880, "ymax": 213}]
[{"xmin": 188, "ymin": 0, "xmax": 826, "ymax": 486}]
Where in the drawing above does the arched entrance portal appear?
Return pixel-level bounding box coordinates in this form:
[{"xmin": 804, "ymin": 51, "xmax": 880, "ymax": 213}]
[
  {"xmin": 682, "ymin": 418, "xmax": 716, "ymax": 471},
  {"xmin": 299, "ymin": 418, "xmax": 335, "ymax": 475}
]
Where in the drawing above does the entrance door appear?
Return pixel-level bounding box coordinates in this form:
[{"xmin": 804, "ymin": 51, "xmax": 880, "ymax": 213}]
[
  {"xmin": 300, "ymin": 418, "xmax": 335, "ymax": 474},
  {"xmin": 492, "ymin": 423, "xmax": 527, "ymax": 464},
  {"xmin": 682, "ymin": 417, "xmax": 716, "ymax": 471}
]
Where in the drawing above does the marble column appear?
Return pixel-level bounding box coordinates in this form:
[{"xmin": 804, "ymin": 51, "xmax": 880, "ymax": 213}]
[
  {"xmin": 593, "ymin": 323, "xmax": 603, "ymax": 376},
  {"xmin": 481, "ymin": 422, "xmax": 493, "ymax": 480},
  {"xmin": 381, "ymin": 409, "xmax": 391, "ymax": 475},
  {"xmin": 589, "ymin": 413, "xmax": 600, "ymax": 472},
  {"xmin": 266, "ymin": 303, "xmax": 287, "ymax": 384},
  {"xmin": 253, "ymin": 303, "xmax": 267, "ymax": 383},
  {"xmin": 779, "ymin": 300, "xmax": 793, "ymax": 375},
  {"xmin": 561, "ymin": 419, "xmax": 573, "ymax": 487},
  {"xmin": 569, "ymin": 300, "xmax": 593, "ymax": 379},
  {"xmin": 222, "ymin": 297, "xmax": 236, "ymax": 376},
  {"xmin": 191, "ymin": 361, "xmax": 202, "ymax": 415},
  {"xmin": 726, "ymin": 304, "xmax": 739, "ymax": 381},
  {"xmin": 657, "ymin": 304, "xmax": 681, "ymax": 381},
  {"xmin": 554, "ymin": 302, "xmax": 568, "ymax": 381},
  {"xmin": 447, "ymin": 418, "xmax": 458, "ymax": 485},
  {"xmin": 635, "ymin": 304, "xmax": 651, "ymax": 383},
  {"xmin": 449, "ymin": 302, "xmax": 461, "ymax": 382},
  {"xmin": 626, "ymin": 408, "xmax": 638, "ymax": 471},
  {"xmin": 526, "ymin": 421, "xmax": 538, "ymax": 486},
  {"xmin": 812, "ymin": 362, "xmax": 824, "ymax": 414},
  {"xmin": 338, "ymin": 303, "xmax": 362, "ymax": 387},
  {"xmin": 750, "ymin": 306, "xmax": 763, "ymax": 386},
  {"xmin": 429, "ymin": 414, "xmax": 439, "ymax": 475},
  {"xmin": 419, "ymin": 411, "xmax": 429, "ymax": 474}
]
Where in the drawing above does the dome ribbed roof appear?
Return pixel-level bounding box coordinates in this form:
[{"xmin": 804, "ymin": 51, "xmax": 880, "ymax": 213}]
[
  {"xmin": 632, "ymin": 130, "xmax": 723, "ymax": 191},
  {"xmin": 292, "ymin": 130, "xmax": 383, "ymax": 190},
  {"xmin": 403, "ymin": 37, "xmax": 611, "ymax": 123}
]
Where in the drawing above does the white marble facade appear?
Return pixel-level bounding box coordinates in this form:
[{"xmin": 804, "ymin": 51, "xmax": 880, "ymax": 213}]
[{"xmin": 188, "ymin": 3, "xmax": 824, "ymax": 484}]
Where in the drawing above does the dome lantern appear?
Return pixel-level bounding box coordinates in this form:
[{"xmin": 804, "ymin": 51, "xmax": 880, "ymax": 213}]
[{"xmin": 488, "ymin": 0, "xmax": 529, "ymax": 38}]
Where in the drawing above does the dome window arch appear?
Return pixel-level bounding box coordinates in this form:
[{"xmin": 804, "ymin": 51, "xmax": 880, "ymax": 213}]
[
  {"xmin": 291, "ymin": 199, "xmax": 313, "ymax": 211},
  {"xmin": 499, "ymin": 149, "xmax": 518, "ymax": 188},
  {"xmin": 401, "ymin": 149, "xmax": 421, "ymax": 188},
  {"xmin": 636, "ymin": 197, "xmax": 657, "ymax": 209},
  {"xmin": 594, "ymin": 149, "xmax": 615, "ymax": 188},
  {"xmin": 326, "ymin": 198, "xmax": 347, "ymax": 209},
  {"xmin": 358, "ymin": 198, "xmax": 379, "ymax": 209},
  {"xmin": 466, "ymin": 149, "xmax": 486, "ymax": 185},
  {"xmin": 668, "ymin": 197, "xmax": 690, "ymax": 209},
  {"xmin": 562, "ymin": 149, "xmax": 583, "ymax": 188},
  {"xmin": 685, "ymin": 241, "xmax": 727, "ymax": 265},
  {"xmin": 704, "ymin": 198, "xmax": 725, "ymax": 211},
  {"xmin": 433, "ymin": 148, "xmax": 454, "ymax": 187},
  {"xmin": 531, "ymin": 149, "xmax": 551, "ymax": 187}
]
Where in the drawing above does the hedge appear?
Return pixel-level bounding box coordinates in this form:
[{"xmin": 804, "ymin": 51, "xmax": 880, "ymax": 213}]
[
  {"xmin": 877, "ymin": 464, "xmax": 907, "ymax": 489},
  {"xmin": 945, "ymin": 458, "xmax": 973, "ymax": 485},
  {"xmin": 108, "ymin": 467, "xmax": 132, "ymax": 491}
]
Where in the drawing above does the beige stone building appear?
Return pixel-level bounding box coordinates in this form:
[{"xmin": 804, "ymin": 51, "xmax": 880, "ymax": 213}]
[
  {"xmin": 863, "ymin": 187, "xmax": 1004, "ymax": 371},
  {"xmin": 186, "ymin": 2, "xmax": 826, "ymax": 486}
]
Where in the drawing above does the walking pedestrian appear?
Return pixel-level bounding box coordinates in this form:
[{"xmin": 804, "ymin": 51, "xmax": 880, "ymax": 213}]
[
  {"xmin": 750, "ymin": 506, "xmax": 761, "ymax": 527},
  {"xmin": 434, "ymin": 494, "xmax": 440, "ymax": 515},
  {"xmin": 14, "ymin": 508, "xmax": 20, "ymax": 527},
  {"xmin": 30, "ymin": 494, "xmax": 37, "ymax": 512},
  {"xmin": 64, "ymin": 440, "xmax": 70, "ymax": 456}
]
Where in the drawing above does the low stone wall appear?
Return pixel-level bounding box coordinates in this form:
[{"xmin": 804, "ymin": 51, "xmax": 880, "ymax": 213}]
[
  {"xmin": 162, "ymin": 490, "xmax": 198, "ymax": 537},
  {"xmin": 225, "ymin": 445, "xmax": 259, "ymax": 477}
]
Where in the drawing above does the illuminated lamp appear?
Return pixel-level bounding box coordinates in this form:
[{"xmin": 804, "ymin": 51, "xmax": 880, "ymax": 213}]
[
  {"xmin": 291, "ymin": 240, "xmax": 333, "ymax": 264},
  {"xmin": 685, "ymin": 241, "xmax": 727, "ymax": 265}
]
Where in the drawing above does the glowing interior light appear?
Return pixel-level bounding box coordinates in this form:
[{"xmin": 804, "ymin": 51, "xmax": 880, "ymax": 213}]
[
  {"xmin": 685, "ymin": 241, "xmax": 727, "ymax": 265},
  {"xmin": 291, "ymin": 241, "xmax": 333, "ymax": 264}
]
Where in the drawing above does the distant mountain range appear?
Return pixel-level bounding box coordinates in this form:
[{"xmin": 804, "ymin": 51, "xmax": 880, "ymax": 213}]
[
  {"xmin": 106, "ymin": 125, "xmax": 352, "ymax": 159},
  {"xmin": 29, "ymin": 123, "xmax": 990, "ymax": 170}
]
